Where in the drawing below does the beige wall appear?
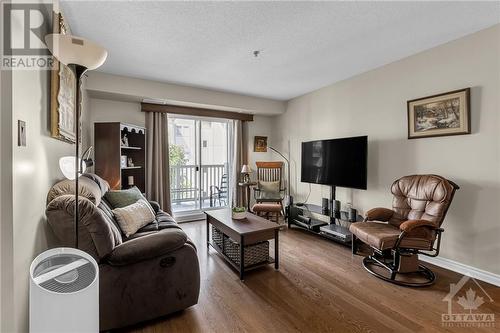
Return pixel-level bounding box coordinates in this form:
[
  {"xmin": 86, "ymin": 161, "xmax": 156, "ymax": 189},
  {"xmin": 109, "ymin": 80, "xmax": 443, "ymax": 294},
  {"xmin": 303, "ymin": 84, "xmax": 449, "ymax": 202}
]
[
  {"xmin": 245, "ymin": 116, "xmax": 273, "ymax": 207},
  {"xmin": 0, "ymin": 51, "xmax": 14, "ymax": 333},
  {"xmin": 272, "ymin": 25, "xmax": 500, "ymax": 275},
  {"xmin": 11, "ymin": 68, "xmax": 79, "ymax": 332},
  {"xmin": 87, "ymin": 71, "xmax": 286, "ymax": 115}
]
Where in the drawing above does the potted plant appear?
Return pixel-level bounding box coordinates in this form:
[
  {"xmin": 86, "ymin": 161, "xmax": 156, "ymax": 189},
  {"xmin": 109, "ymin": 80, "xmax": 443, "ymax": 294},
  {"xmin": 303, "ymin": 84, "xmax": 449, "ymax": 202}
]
[{"xmin": 231, "ymin": 206, "xmax": 247, "ymax": 220}]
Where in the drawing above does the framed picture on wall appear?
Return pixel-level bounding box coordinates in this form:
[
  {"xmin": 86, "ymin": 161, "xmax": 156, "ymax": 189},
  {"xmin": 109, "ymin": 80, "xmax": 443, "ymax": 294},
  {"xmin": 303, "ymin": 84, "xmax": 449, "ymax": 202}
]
[
  {"xmin": 254, "ymin": 136, "xmax": 268, "ymax": 152},
  {"xmin": 407, "ymin": 88, "xmax": 471, "ymax": 139},
  {"xmin": 49, "ymin": 12, "xmax": 79, "ymax": 143}
]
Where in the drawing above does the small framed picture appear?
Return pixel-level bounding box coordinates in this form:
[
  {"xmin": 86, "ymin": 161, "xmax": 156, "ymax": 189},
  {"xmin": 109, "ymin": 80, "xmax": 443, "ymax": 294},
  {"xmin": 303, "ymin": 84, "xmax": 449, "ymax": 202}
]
[
  {"xmin": 121, "ymin": 155, "xmax": 127, "ymax": 168},
  {"xmin": 254, "ymin": 136, "xmax": 268, "ymax": 152},
  {"xmin": 407, "ymin": 88, "xmax": 470, "ymax": 139}
]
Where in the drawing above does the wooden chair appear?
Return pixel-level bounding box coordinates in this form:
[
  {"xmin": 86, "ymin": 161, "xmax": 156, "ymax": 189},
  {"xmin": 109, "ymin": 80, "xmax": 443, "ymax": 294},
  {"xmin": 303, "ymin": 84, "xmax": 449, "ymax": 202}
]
[{"xmin": 253, "ymin": 162, "xmax": 286, "ymax": 217}]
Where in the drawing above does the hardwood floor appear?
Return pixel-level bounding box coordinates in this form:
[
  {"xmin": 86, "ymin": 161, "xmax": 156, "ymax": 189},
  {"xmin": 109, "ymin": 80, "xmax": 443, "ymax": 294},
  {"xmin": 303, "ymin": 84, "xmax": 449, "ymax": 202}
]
[{"xmin": 122, "ymin": 219, "xmax": 500, "ymax": 333}]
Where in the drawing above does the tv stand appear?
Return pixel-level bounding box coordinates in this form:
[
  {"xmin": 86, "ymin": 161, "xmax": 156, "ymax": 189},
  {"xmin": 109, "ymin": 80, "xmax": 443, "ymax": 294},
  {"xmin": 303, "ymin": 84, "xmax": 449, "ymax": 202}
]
[{"xmin": 288, "ymin": 200, "xmax": 362, "ymax": 246}]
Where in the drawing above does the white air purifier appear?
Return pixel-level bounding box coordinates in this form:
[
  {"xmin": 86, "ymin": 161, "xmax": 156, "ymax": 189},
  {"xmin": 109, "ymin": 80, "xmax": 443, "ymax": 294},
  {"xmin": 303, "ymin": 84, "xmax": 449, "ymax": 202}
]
[{"xmin": 30, "ymin": 247, "xmax": 99, "ymax": 333}]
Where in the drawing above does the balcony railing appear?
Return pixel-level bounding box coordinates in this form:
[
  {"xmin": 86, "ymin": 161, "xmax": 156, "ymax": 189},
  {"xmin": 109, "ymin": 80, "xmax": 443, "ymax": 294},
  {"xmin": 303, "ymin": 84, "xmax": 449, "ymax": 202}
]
[{"xmin": 170, "ymin": 164, "xmax": 227, "ymax": 208}]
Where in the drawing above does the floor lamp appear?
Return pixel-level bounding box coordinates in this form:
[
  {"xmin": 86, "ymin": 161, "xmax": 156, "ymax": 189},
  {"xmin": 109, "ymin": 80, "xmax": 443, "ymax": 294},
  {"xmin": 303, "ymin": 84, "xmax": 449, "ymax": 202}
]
[
  {"xmin": 45, "ymin": 33, "xmax": 107, "ymax": 248},
  {"xmin": 29, "ymin": 34, "xmax": 107, "ymax": 333},
  {"xmin": 268, "ymin": 146, "xmax": 291, "ymax": 220}
]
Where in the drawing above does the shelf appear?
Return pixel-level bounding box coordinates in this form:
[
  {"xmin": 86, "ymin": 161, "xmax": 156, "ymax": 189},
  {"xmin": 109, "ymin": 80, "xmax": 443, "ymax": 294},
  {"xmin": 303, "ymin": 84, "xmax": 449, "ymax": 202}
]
[
  {"xmin": 121, "ymin": 166, "xmax": 142, "ymax": 170},
  {"xmin": 121, "ymin": 146, "xmax": 142, "ymax": 150}
]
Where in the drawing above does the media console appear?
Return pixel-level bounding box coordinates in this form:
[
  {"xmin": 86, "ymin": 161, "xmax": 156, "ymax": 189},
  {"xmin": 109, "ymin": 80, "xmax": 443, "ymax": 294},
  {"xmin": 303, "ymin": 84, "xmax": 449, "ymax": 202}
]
[{"xmin": 288, "ymin": 203, "xmax": 363, "ymax": 246}]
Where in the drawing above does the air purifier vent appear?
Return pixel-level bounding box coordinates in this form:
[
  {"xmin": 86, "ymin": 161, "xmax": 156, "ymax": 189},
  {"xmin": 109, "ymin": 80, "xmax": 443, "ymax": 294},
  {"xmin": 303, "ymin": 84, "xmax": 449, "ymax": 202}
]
[
  {"xmin": 32, "ymin": 253, "xmax": 96, "ymax": 294},
  {"xmin": 39, "ymin": 262, "xmax": 95, "ymax": 293}
]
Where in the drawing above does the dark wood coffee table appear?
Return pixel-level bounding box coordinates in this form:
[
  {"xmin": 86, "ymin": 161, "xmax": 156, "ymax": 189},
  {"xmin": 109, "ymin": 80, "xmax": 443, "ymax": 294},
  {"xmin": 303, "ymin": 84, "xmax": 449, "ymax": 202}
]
[{"xmin": 205, "ymin": 209, "xmax": 280, "ymax": 280}]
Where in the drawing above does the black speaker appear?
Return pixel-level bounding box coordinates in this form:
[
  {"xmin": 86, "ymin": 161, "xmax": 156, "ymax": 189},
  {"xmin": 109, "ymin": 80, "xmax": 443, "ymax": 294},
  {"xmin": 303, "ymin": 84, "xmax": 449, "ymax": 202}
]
[
  {"xmin": 321, "ymin": 198, "xmax": 329, "ymax": 215},
  {"xmin": 349, "ymin": 207, "xmax": 357, "ymax": 222},
  {"xmin": 334, "ymin": 200, "xmax": 341, "ymax": 219},
  {"xmin": 289, "ymin": 195, "xmax": 294, "ymax": 206}
]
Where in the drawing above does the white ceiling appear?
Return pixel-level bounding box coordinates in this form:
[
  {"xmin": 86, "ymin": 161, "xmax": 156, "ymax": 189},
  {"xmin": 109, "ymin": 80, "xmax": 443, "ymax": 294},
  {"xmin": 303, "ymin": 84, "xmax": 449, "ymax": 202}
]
[{"xmin": 61, "ymin": 1, "xmax": 500, "ymax": 101}]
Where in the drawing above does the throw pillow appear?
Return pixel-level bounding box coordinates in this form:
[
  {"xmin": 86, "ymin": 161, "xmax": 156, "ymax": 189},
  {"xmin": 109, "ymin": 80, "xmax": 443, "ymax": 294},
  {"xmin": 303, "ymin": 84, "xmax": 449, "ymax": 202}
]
[
  {"xmin": 112, "ymin": 199, "xmax": 156, "ymax": 237},
  {"xmin": 258, "ymin": 180, "xmax": 281, "ymax": 199},
  {"xmin": 105, "ymin": 186, "xmax": 150, "ymax": 209}
]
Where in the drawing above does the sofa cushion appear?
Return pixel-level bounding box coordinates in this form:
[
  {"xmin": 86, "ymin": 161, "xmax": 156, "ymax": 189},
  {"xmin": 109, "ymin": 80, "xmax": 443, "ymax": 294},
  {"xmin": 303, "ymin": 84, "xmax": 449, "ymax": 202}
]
[
  {"xmin": 349, "ymin": 221, "xmax": 432, "ymax": 250},
  {"xmin": 134, "ymin": 211, "xmax": 177, "ymax": 236},
  {"xmin": 47, "ymin": 176, "xmax": 103, "ymax": 206},
  {"xmin": 97, "ymin": 199, "xmax": 123, "ymax": 246},
  {"xmin": 82, "ymin": 173, "xmax": 110, "ymax": 196},
  {"xmin": 113, "ymin": 199, "xmax": 156, "ymax": 237}
]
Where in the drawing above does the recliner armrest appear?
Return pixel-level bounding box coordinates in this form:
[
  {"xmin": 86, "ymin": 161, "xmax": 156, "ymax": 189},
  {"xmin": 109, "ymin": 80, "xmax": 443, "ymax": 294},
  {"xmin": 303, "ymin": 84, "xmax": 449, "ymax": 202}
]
[
  {"xmin": 107, "ymin": 228, "xmax": 187, "ymax": 266},
  {"xmin": 365, "ymin": 207, "xmax": 394, "ymax": 222},
  {"xmin": 399, "ymin": 219, "xmax": 437, "ymax": 233}
]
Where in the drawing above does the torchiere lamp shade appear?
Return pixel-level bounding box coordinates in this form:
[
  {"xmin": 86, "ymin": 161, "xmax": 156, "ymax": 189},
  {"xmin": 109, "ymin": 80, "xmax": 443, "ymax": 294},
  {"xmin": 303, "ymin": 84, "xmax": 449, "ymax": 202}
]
[
  {"xmin": 44, "ymin": 33, "xmax": 107, "ymax": 69},
  {"xmin": 59, "ymin": 156, "xmax": 86, "ymax": 180}
]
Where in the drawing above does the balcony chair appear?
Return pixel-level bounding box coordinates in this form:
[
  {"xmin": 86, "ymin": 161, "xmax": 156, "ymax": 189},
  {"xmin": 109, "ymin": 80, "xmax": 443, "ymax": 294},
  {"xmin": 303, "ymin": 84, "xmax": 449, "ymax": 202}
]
[
  {"xmin": 252, "ymin": 161, "xmax": 286, "ymax": 221},
  {"xmin": 210, "ymin": 174, "xmax": 228, "ymax": 207},
  {"xmin": 350, "ymin": 174, "xmax": 459, "ymax": 287}
]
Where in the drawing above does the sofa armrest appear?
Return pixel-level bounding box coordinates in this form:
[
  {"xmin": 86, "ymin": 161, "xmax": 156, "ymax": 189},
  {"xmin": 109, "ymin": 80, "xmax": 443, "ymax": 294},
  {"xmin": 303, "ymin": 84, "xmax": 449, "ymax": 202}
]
[
  {"xmin": 107, "ymin": 228, "xmax": 187, "ymax": 266},
  {"xmin": 365, "ymin": 207, "xmax": 394, "ymax": 222},
  {"xmin": 399, "ymin": 219, "xmax": 437, "ymax": 233}
]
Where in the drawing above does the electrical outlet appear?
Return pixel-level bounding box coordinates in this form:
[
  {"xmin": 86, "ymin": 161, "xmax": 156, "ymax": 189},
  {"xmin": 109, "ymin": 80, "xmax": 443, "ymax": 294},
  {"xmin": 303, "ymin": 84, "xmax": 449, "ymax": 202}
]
[{"xmin": 18, "ymin": 120, "xmax": 26, "ymax": 146}]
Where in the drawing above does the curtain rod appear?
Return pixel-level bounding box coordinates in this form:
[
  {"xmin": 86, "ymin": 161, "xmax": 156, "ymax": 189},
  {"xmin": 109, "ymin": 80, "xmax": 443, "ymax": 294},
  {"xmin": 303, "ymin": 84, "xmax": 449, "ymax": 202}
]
[{"xmin": 141, "ymin": 102, "xmax": 254, "ymax": 122}]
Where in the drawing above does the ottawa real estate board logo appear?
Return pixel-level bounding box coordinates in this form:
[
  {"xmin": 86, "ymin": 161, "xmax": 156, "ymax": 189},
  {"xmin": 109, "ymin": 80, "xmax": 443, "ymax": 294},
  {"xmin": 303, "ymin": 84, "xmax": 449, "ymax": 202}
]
[
  {"xmin": 1, "ymin": 0, "xmax": 55, "ymax": 70},
  {"xmin": 442, "ymin": 275, "xmax": 495, "ymax": 328}
]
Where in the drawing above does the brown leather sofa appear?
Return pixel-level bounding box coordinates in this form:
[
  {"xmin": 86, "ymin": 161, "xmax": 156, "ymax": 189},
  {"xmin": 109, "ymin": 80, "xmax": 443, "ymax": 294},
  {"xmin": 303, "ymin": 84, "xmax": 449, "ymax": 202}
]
[
  {"xmin": 45, "ymin": 173, "xmax": 200, "ymax": 330},
  {"xmin": 350, "ymin": 174, "xmax": 459, "ymax": 287}
]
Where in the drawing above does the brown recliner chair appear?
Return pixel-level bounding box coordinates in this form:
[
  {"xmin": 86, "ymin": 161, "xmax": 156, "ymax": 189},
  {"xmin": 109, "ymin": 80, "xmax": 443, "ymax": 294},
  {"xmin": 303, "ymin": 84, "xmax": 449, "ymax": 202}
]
[
  {"xmin": 45, "ymin": 173, "xmax": 200, "ymax": 330},
  {"xmin": 350, "ymin": 174, "xmax": 459, "ymax": 287}
]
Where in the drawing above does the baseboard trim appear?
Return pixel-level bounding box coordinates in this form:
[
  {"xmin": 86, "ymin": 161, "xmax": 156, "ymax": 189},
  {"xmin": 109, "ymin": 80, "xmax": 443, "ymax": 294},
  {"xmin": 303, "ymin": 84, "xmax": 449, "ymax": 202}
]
[{"xmin": 420, "ymin": 255, "xmax": 500, "ymax": 287}]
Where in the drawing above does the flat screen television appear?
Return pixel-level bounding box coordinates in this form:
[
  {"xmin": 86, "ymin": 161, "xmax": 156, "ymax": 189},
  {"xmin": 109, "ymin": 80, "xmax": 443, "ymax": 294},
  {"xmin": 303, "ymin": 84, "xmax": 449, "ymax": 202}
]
[{"xmin": 301, "ymin": 136, "xmax": 367, "ymax": 189}]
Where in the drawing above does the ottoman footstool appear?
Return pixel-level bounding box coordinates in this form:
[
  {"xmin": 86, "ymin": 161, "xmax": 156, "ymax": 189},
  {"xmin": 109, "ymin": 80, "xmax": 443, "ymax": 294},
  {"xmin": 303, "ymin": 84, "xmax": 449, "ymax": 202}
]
[{"xmin": 252, "ymin": 203, "xmax": 282, "ymax": 223}]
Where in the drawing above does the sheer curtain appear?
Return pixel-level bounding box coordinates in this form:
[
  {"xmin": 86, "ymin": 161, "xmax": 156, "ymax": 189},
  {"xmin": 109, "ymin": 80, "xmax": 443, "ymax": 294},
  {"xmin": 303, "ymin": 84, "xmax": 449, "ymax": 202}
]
[
  {"xmin": 145, "ymin": 112, "xmax": 172, "ymax": 214},
  {"xmin": 230, "ymin": 120, "xmax": 245, "ymax": 207}
]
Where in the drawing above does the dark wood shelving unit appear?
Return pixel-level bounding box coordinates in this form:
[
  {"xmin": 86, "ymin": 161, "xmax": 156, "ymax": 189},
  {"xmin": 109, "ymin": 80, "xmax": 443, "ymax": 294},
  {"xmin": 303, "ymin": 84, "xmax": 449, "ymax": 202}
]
[{"xmin": 94, "ymin": 122, "xmax": 146, "ymax": 192}]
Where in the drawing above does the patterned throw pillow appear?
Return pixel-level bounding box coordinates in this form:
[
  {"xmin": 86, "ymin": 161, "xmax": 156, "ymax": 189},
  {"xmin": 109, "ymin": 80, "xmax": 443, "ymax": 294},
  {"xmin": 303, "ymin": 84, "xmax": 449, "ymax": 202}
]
[{"xmin": 112, "ymin": 199, "xmax": 156, "ymax": 237}]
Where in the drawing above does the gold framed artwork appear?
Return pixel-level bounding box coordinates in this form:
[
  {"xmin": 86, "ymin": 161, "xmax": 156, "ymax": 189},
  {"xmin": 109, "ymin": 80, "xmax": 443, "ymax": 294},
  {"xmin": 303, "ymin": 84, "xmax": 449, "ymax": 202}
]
[
  {"xmin": 254, "ymin": 136, "xmax": 268, "ymax": 152},
  {"xmin": 407, "ymin": 88, "xmax": 471, "ymax": 139},
  {"xmin": 49, "ymin": 12, "xmax": 78, "ymax": 143}
]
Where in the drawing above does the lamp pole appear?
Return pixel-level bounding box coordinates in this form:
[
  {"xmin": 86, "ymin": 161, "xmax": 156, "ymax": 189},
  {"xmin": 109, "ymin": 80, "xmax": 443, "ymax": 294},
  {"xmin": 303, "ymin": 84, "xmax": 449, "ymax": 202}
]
[
  {"xmin": 45, "ymin": 33, "xmax": 107, "ymax": 249},
  {"xmin": 268, "ymin": 146, "xmax": 291, "ymax": 220},
  {"xmin": 72, "ymin": 64, "xmax": 88, "ymax": 249}
]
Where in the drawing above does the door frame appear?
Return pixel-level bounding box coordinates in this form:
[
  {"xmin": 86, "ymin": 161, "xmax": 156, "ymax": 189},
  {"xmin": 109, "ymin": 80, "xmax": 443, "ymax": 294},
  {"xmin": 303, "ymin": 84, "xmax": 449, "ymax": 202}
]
[{"xmin": 168, "ymin": 114, "xmax": 231, "ymax": 221}]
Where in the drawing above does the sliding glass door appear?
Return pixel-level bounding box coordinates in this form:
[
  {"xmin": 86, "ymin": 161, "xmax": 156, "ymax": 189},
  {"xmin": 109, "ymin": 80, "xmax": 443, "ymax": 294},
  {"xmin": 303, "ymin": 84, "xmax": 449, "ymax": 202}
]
[{"xmin": 168, "ymin": 116, "xmax": 230, "ymax": 216}]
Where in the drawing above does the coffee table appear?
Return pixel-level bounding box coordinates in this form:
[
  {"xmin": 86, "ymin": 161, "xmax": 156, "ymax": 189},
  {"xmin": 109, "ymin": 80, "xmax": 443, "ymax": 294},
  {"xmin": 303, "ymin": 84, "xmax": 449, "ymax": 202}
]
[{"xmin": 205, "ymin": 209, "xmax": 280, "ymax": 280}]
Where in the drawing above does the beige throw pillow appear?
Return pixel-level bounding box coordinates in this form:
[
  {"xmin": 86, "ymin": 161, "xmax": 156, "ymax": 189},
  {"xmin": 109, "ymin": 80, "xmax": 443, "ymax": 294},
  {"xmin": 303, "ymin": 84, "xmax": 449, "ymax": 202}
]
[{"xmin": 112, "ymin": 199, "xmax": 156, "ymax": 237}]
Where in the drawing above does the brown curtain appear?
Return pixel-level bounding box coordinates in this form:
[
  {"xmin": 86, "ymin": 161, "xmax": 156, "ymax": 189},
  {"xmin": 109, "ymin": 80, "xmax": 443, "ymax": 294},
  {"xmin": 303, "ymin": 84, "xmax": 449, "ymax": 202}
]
[
  {"xmin": 231, "ymin": 120, "xmax": 245, "ymax": 206},
  {"xmin": 145, "ymin": 112, "xmax": 172, "ymax": 214}
]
